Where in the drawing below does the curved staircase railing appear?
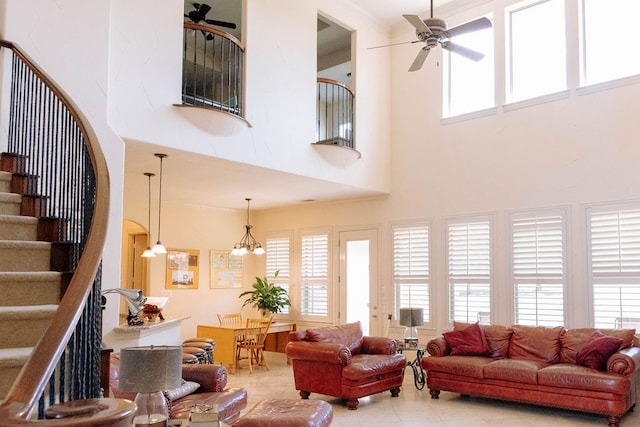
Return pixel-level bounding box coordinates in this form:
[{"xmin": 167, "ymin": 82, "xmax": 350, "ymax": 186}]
[
  {"xmin": 316, "ymin": 77, "xmax": 355, "ymax": 149},
  {"xmin": 0, "ymin": 40, "xmax": 134, "ymax": 425}
]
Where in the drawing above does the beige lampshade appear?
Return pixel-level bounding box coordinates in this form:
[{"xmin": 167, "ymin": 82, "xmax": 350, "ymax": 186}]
[
  {"xmin": 118, "ymin": 345, "xmax": 182, "ymax": 393},
  {"xmin": 399, "ymin": 308, "xmax": 424, "ymax": 327}
]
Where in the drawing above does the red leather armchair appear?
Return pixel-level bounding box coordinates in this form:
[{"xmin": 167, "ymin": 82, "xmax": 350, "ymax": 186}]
[{"xmin": 285, "ymin": 321, "xmax": 406, "ymax": 409}]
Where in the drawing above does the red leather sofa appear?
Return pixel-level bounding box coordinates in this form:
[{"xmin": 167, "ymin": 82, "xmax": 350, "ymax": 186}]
[
  {"xmin": 285, "ymin": 321, "xmax": 407, "ymax": 409},
  {"xmin": 423, "ymin": 323, "xmax": 640, "ymax": 427},
  {"xmin": 109, "ymin": 353, "xmax": 247, "ymax": 423}
]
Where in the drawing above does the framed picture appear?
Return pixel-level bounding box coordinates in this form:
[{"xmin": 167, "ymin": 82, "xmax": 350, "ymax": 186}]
[
  {"xmin": 210, "ymin": 250, "xmax": 243, "ymax": 288},
  {"xmin": 165, "ymin": 248, "xmax": 199, "ymax": 289}
]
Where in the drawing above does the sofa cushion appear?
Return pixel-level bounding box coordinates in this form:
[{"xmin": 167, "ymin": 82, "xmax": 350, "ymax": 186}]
[
  {"xmin": 454, "ymin": 322, "xmax": 513, "ymax": 358},
  {"xmin": 424, "ymin": 355, "xmax": 492, "ymax": 379},
  {"xmin": 483, "ymin": 359, "xmax": 550, "ymax": 385},
  {"xmin": 598, "ymin": 328, "xmax": 636, "ymax": 350},
  {"xmin": 560, "ymin": 328, "xmax": 597, "ymax": 364},
  {"xmin": 576, "ymin": 330, "xmax": 623, "ymax": 371},
  {"xmin": 538, "ymin": 364, "xmax": 631, "ymax": 394},
  {"xmin": 342, "ymin": 353, "xmax": 407, "ymax": 381},
  {"xmin": 509, "ymin": 325, "xmax": 564, "ymax": 363},
  {"xmin": 444, "ymin": 322, "xmax": 490, "ymax": 356},
  {"xmin": 305, "ymin": 321, "xmax": 364, "ymax": 355}
]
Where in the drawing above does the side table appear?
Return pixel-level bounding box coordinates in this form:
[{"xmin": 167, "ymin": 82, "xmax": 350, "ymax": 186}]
[{"xmin": 397, "ymin": 343, "xmax": 426, "ymax": 390}]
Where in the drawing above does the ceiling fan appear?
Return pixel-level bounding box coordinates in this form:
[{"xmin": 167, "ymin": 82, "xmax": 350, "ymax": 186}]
[
  {"xmin": 185, "ymin": 2, "xmax": 237, "ymax": 30},
  {"xmin": 378, "ymin": 0, "xmax": 492, "ymax": 72}
]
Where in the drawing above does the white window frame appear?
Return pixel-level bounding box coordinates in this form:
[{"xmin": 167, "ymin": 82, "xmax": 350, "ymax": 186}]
[
  {"xmin": 442, "ymin": 13, "xmax": 495, "ymax": 118},
  {"xmin": 446, "ymin": 215, "xmax": 493, "ymax": 325},
  {"xmin": 298, "ymin": 229, "xmax": 331, "ymax": 322},
  {"xmin": 505, "ymin": 0, "xmax": 566, "ymax": 103},
  {"xmin": 392, "ymin": 221, "xmax": 431, "ymax": 327},
  {"xmin": 587, "ymin": 202, "xmax": 640, "ymax": 330},
  {"xmin": 265, "ymin": 234, "xmax": 291, "ymax": 317},
  {"xmin": 579, "ymin": 0, "xmax": 640, "ymax": 88},
  {"xmin": 509, "ymin": 208, "xmax": 567, "ymax": 326}
]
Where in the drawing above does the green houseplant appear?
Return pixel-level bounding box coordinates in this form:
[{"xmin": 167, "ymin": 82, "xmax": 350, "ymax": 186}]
[{"xmin": 239, "ymin": 270, "xmax": 291, "ymax": 316}]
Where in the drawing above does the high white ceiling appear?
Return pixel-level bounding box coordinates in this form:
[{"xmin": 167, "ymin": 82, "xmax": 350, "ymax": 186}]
[{"xmin": 126, "ymin": 1, "xmax": 462, "ymax": 211}]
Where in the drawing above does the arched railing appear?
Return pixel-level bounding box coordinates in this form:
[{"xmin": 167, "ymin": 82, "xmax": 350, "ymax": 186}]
[
  {"xmin": 182, "ymin": 22, "xmax": 245, "ymax": 117},
  {"xmin": 316, "ymin": 78, "xmax": 355, "ymax": 149}
]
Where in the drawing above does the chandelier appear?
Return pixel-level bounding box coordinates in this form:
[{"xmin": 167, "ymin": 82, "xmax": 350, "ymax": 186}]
[{"xmin": 231, "ymin": 198, "xmax": 265, "ymax": 256}]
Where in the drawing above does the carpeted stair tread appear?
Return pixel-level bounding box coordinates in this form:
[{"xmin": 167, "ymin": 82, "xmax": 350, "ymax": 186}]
[
  {"xmin": 0, "ymin": 347, "xmax": 32, "ymax": 368},
  {"xmin": 0, "ymin": 304, "xmax": 58, "ymax": 320},
  {"xmin": 0, "ymin": 214, "xmax": 38, "ymax": 241},
  {"xmin": 0, "ymin": 272, "xmax": 62, "ymax": 306},
  {"xmin": 0, "ymin": 240, "xmax": 51, "ymax": 271},
  {"xmin": 0, "ymin": 193, "xmax": 21, "ymax": 216}
]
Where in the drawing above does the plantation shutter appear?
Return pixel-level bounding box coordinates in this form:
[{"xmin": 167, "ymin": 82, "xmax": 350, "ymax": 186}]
[
  {"xmin": 300, "ymin": 233, "xmax": 329, "ymax": 317},
  {"xmin": 447, "ymin": 219, "xmax": 491, "ymax": 324},
  {"xmin": 512, "ymin": 213, "xmax": 565, "ymax": 326},
  {"xmin": 266, "ymin": 237, "xmax": 290, "ymax": 314},
  {"xmin": 589, "ymin": 207, "xmax": 640, "ymax": 329},
  {"xmin": 393, "ymin": 225, "xmax": 429, "ymax": 323}
]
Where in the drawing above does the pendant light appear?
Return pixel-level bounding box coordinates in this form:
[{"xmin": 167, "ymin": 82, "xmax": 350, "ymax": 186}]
[
  {"xmin": 152, "ymin": 153, "xmax": 168, "ymax": 254},
  {"xmin": 231, "ymin": 198, "xmax": 265, "ymax": 256},
  {"xmin": 141, "ymin": 172, "xmax": 156, "ymax": 258}
]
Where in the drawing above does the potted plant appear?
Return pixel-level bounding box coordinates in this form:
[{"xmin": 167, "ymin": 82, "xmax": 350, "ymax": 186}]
[{"xmin": 239, "ymin": 270, "xmax": 291, "ymax": 316}]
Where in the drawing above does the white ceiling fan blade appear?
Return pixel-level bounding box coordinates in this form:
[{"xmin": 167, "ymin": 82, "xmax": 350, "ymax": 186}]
[
  {"xmin": 446, "ymin": 17, "xmax": 492, "ymax": 38},
  {"xmin": 403, "ymin": 14, "xmax": 432, "ymax": 35},
  {"xmin": 409, "ymin": 47, "xmax": 430, "ymax": 72},
  {"xmin": 442, "ymin": 42, "xmax": 485, "ymax": 62}
]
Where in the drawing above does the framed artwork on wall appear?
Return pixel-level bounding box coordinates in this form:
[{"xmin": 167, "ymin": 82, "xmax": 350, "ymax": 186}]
[
  {"xmin": 165, "ymin": 248, "xmax": 199, "ymax": 289},
  {"xmin": 210, "ymin": 250, "xmax": 243, "ymax": 288}
]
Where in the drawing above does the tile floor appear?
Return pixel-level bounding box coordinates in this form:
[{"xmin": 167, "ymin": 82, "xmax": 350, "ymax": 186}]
[{"xmin": 225, "ymin": 352, "xmax": 640, "ymax": 427}]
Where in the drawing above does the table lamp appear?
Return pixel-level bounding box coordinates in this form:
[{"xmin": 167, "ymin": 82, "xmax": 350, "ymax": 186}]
[
  {"xmin": 119, "ymin": 345, "xmax": 182, "ymax": 427},
  {"xmin": 399, "ymin": 308, "xmax": 424, "ymax": 348}
]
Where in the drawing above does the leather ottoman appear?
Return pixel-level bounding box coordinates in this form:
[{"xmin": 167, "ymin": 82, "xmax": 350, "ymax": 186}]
[{"xmin": 231, "ymin": 399, "xmax": 333, "ymax": 427}]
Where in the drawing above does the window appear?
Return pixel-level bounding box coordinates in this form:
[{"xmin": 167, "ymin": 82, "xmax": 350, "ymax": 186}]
[
  {"xmin": 447, "ymin": 218, "xmax": 492, "ymax": 324},
  {"xmin": 266, "ymin": 236, "xmax": 290, "ymax": 315},
  {"xmin": 507, "ymin": 0, "xmax": 565, "ymax": 102},
  {"xmin": 300, "ymin": 233, "xmax": 329, "ymax": 318},
  {"xmin": 443, "ymin": 15, "xmax": 494, "ymax": 117},
  {"xmin": 511, "ymin": 211, "xmax": 566, "ymax": 326},
  {"xmin": 581, "ymin": 0, "xmax": 640, "ymax": 86},
  {"xmin": 588, "ymin": 205, "xmax": 640, "ymax": 329},
  {"xmin": 393, "ymin": 224, "xmax": 430, "ymax": 324}
]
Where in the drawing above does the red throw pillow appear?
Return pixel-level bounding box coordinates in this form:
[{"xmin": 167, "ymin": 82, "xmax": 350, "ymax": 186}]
[
  {"xmin": 576, "ymin": 330, "xmax": 623, "ymax": 371},
  {"xmin": 443, "ymin": 322, "xmax": 490, "ymax": 356}
]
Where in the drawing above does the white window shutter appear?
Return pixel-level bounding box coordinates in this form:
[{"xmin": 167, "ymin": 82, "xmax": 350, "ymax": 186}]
[
  {"xmin": 300, "ymin": 234, "xmax": 329, "ymax": 317},
  {"xmin": 393, "ymin": 225, "xmax": 429, "ymax": 323}
]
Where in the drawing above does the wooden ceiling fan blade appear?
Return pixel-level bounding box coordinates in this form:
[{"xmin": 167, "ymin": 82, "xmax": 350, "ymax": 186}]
[
  {"xmin": 409, "ymin": 47, "xmax": 430, "ymax": 72},
  {"xmin": 446, "ymin": 17, "xmax": 492, "ymax": 38},
  {"xmin": 442, "ymin": 42, "xmax": 485, "ymax": 62},
  {"xmin": 403, "ymin": 14, "xmax": 432, "ymax": 35}
]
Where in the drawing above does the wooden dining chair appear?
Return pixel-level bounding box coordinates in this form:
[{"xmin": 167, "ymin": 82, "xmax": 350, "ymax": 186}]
[
  {"xmin": 235, "ymin": 316, "xmax": 272, "ymax": 373},
  {"xmin": 217, "ymin": 312, "xmax": 243, "ymax": 326}
]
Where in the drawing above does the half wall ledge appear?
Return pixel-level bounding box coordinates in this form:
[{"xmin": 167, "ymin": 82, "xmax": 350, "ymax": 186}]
[
  {"xmin": 174, "ymin": 104, "xmax": 252, "ymax": 136},
  {"xmin": 311, "ymin": 142, "xmax": 361, "ymax": 168}
]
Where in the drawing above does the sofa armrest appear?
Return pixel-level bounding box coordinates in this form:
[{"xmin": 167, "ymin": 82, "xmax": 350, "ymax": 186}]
[
  {"xmin": 426, "ymin": 337, "xmax": 451, "ymax": 357},
  {"xmin": 285, "ymin": 341, "xmax": 352, "ymax": 365},
  {"xmin": 181, "ymin": 364, "xmax": 228, "ymax": 393},
  {"xmin": 361, "ymin": 336, "xmax": 397, "ymax": 355},
  {"xmin": 607, "ymin": 346, "xmax": 640, "ymax": 376}
]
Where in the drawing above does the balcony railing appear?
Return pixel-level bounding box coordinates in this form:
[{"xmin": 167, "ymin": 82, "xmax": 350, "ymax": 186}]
[
  {"xmin": 316, "ymin": 78, "xmax": 355, "ymax": 149},
  {"xmin": 182, "ymin": 22, "xmax": 244, "ymax": 117}
]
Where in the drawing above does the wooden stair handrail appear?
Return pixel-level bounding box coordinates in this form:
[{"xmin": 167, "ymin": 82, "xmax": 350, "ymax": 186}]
[
  {"xmin": 183, "ymin": 21, "xmax": 245, "ymax": 50},
  {"xmin": 317, "ymin": 77, "xmax": 355, "ymax": 96},
  {"xmin": 0, "ymin": 41, "xmax": 126, "ymax": 425}
]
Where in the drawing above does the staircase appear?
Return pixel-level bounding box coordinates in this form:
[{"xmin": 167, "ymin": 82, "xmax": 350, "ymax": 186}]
[{"xmin": 0, "ymin": 166, "xmax": 63, "ymax": 400}]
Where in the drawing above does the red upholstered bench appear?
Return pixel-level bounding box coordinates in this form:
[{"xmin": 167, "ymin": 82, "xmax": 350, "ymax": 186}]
[{"xmin": 231, "ymin": 399, "xmax": 333, "ymax": 427}]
